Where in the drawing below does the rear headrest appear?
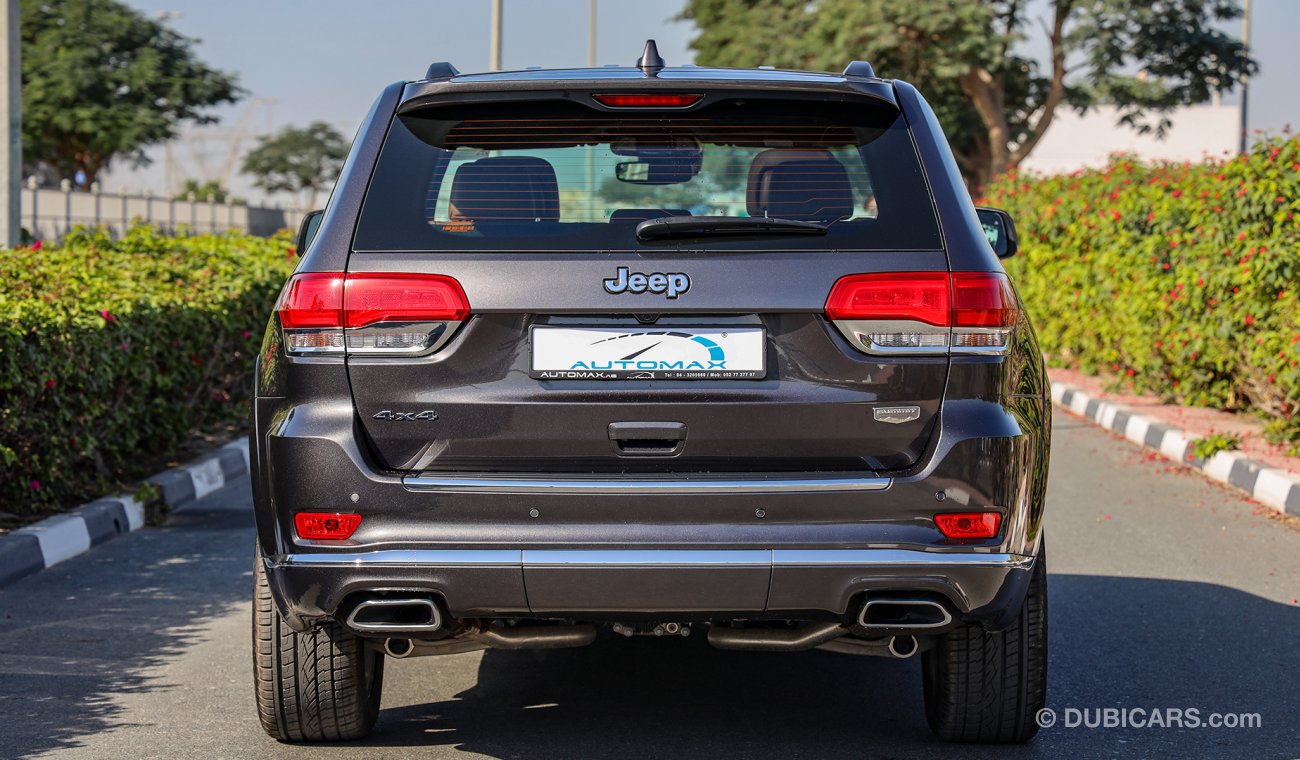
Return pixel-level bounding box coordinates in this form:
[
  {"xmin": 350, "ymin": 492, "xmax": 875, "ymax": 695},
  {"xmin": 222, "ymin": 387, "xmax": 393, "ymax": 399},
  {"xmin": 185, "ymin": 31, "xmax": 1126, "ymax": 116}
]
[
  {"xmin": 745, "ymin": 149, "xmax": 853, "ymax": 222},
  {"xmin": 449, "ymin": 157, "xmax": 559, "ymax": 221}
]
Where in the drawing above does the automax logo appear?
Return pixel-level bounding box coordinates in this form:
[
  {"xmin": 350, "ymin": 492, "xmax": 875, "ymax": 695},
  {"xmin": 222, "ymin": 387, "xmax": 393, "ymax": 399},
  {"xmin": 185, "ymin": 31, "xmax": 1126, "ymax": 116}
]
[{"xmin": 569, "ymin": 331, "xmax": 727, "ymax": 372}]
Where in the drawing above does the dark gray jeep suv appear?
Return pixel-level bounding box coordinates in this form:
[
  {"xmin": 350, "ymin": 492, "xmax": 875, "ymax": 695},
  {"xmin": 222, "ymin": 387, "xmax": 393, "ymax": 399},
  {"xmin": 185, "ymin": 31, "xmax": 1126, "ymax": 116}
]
[{"xmin": 251, "ymin": 43, "xmax": 1051, "ymax": 744}]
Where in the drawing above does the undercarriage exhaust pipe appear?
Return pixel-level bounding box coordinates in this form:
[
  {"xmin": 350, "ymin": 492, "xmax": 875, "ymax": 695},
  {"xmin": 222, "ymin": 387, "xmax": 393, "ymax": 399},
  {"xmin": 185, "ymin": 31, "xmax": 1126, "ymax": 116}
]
[
  {"xmin": 383, "ymin": 624, "xmax": 598, "ymax": 659},
  {"xmin": 706, "ymin": 622, "xmax": 848, "ymax": 652},
  {"xmin": 888, "ymin": 635, "xmax": 919, "ymax": 659}
]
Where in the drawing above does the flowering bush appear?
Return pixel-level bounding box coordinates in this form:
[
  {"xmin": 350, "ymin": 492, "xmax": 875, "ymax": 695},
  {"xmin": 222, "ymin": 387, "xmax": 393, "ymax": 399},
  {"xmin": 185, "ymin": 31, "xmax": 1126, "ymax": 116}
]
[
  {"xmin": 983, "ymin": 135, "xmax": 1300, "ymax": 449},
  {"xmin": 0, "ymin": 226, "xmax": 295, "ymax": 514}
]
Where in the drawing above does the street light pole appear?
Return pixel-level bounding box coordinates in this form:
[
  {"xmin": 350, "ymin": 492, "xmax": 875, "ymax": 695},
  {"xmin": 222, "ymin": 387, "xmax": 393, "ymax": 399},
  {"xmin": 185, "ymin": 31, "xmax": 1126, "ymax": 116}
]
[
  {"xmin": 1239, "ymin": 0, "xmax": 1251, "ymax": 154},
  {"xmin": 0, "ymin": 0, "xmax": 20, "ymax": 247},
  {"xmin": 489, "ymin": 0, "xmax": 502, "ymax": 72},
  {"xmin": 587, "ymin": 0, "xmax": 596, "ymax": 67}
]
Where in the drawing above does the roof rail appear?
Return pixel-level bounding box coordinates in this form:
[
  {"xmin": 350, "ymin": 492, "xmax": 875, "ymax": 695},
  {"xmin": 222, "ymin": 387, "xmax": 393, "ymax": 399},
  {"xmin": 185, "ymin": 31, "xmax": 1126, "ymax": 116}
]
[
  {"xmin": 424, "ymin": 61, "xmax": 460, "ymax": 80},
  {"xmin": 842, "ymin": 61, "xmax": 876, "ymax": 79}
]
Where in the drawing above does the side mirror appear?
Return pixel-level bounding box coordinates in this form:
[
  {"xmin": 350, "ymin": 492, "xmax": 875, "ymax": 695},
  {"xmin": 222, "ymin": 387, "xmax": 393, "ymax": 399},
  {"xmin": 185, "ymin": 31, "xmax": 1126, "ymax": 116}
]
[
  {"xmin": 975, "ymin": 206, "xmax": 1018, "ymax": 259},
  {"xmin": 295, "ymin": 209, "xmax": 325, "ymax": 257}
]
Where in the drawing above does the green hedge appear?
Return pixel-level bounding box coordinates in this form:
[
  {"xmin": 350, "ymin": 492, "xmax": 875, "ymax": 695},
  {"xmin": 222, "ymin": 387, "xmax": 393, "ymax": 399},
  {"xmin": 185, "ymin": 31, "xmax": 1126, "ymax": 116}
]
[
  {"xmin": 984, "ymin": 136, "xmax": 1300, "ymax": 449},
  {"xmin": 1, "ymin": 226, "xmax": 295, "ymax": 515}
]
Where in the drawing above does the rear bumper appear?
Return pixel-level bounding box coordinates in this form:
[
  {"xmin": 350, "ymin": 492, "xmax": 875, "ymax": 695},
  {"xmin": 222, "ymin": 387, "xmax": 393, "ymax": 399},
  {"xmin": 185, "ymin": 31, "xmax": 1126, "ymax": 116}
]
[
  {"xmin": 253, "ymin": 391, "xmax": 1049, "ymax": 632},
  {"xmin": 265, "ymin": 547, "xmax": 1035, "ymax": 631}
]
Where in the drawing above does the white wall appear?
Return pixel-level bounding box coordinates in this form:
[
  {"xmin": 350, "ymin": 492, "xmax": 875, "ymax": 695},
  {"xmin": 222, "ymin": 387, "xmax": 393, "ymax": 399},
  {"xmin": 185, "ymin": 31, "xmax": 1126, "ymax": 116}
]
[{"xmin": 1019, "ymin": 104, "xmax": 1241, "ymax": 175}]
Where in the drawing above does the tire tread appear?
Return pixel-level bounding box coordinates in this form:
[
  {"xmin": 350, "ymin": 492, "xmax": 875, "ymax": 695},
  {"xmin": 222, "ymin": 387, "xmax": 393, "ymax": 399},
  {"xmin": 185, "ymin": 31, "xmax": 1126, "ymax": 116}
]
[
  {"xmin": 923, "ymin": 547, "xmax": 1048, "ymax": 743},
  {"xmin": 252, "ymin": 547, "xmax": 382, "ymax": 741}
]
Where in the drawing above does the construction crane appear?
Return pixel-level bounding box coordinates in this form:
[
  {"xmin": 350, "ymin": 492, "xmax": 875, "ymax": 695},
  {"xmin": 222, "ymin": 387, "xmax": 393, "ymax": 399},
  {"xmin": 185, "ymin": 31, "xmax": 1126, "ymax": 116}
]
[{"xmin": 164, "ymin": 97, "xmax": 276, "ymax": 196}]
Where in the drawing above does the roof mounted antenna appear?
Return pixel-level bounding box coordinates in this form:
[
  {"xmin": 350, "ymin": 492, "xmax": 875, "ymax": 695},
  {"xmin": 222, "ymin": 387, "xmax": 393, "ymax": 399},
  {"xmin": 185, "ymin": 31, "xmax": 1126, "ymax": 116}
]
[
  {"xmin": 424, "ymin": 61, "xmax": 460, "ymax": 80},
  {"xmin": 842, "ymin": 60, "xmax": 876, "ymax": 79},
  {"xmin": 636, "ymin": 39, "xmax": 665, "ymax": 77}
]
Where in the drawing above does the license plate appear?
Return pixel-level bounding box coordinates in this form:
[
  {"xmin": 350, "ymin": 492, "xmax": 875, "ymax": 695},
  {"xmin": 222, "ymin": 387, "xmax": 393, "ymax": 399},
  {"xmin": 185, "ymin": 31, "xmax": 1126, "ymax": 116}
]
[{"xmin": 531, "ymin": 326, "xmax": 766, "ymax": 380}]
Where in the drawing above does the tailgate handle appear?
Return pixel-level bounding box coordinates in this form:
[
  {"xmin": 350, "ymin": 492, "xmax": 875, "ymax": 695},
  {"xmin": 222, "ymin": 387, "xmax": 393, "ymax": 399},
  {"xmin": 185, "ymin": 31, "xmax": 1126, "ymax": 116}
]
[{"xmin": 608, "ymin": 421, "xmax": 686, "ymax": 456}]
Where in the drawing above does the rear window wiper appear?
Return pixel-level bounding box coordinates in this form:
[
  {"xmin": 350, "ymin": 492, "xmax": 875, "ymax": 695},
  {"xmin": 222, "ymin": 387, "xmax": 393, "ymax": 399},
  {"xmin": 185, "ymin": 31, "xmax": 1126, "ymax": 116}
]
[{"xmin": 634, "ymin": 215, "xmax": 829, "ymax": 242}]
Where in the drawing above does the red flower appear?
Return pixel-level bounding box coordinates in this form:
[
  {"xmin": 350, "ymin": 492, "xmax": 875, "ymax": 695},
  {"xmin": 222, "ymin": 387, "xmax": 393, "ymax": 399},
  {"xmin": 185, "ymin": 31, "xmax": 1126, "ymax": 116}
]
[
  {"xmin": 241, "ymin": 329, "xmax": 251, "ymax": 339},
  {"xmin": 30, "ymin": 480, "xmax": 40, "ymax": 490},
  {"xmin": 44, "ymin": 378, "xmax": 55, "ymax": 389},
  {"xmin": 31, "ymin": 240, "xmax": 42, "ymax": 251},
  {"xmin": 99, "ymin": 310, "xmax": 116, "ymax": 322}
]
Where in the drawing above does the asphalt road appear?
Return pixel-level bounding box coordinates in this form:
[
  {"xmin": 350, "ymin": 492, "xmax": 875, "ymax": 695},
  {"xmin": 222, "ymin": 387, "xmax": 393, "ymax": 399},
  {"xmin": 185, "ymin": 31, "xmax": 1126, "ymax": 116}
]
[{"xmin": 2, "ymin": 411, "xmax": 1298, "ymax": 759}]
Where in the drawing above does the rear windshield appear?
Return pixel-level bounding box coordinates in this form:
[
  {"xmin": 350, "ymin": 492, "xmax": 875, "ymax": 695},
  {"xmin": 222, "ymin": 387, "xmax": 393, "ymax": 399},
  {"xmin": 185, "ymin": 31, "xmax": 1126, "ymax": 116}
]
[{"xmin": 353, "ymin": 98, "xmax": 942, "ymax": 252}]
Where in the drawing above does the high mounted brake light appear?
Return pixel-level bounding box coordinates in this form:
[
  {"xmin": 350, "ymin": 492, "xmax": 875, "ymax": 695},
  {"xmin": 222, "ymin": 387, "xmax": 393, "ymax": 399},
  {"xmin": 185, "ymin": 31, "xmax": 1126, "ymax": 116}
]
[
  {"xmin": 592, "ymin": 93, "xmax": 703, "ymax": 108},
  {"xmin": 824, "ymin": 272, "xmax": 1017, "ymax": 355},
  {"xmin": 275, "ymin": 272, "xmax": 469, "ymax": 356}
]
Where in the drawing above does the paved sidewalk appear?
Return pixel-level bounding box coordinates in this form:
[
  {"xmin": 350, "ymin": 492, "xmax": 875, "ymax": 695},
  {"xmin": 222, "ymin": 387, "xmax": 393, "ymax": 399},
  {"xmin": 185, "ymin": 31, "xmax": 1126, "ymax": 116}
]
[
  {"xmin": 1049, "ymin": 370, "xmax": 1300, "ymax": 517},
  {"xmin": 1048, "ymin": 367, "xmax": 1298, "ymax": 476}
]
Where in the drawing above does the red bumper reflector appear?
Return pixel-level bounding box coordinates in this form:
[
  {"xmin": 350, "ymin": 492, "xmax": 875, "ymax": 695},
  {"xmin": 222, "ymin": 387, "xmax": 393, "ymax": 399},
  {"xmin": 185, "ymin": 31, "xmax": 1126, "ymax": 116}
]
[
  {"xmin": 593, "ymin": 93, "xmax": 703, "ymax": 107},
  {"xmin": 294, "ymin": 512, "xmax": 362, "ymax": 540},
  {"xmin": 934, "ymin": 512, "xmax": 1001, "ymax": 539}
]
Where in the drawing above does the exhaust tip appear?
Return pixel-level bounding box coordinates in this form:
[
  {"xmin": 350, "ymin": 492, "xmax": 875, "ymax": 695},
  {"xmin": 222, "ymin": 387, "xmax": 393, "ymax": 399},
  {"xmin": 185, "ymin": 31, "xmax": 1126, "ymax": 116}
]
[
  {"xmin": 888, "ymin": 635, "xmax": 918, "ymax": 658},
  {"xmin": 346, "ymin": 597, "xmax": 443, "ymax": 634},
  {"xmin": 384, "ymin": 638, "xmax": 414, "ymax": 658},
  {"xmin": 857, "ymin": 598, "xmax": 952, "ymax": 631}
]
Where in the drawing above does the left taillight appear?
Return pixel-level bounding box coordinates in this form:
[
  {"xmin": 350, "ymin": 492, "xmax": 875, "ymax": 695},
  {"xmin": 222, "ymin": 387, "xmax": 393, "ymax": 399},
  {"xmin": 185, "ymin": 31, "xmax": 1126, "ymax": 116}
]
[{"xmin": 276, "ymin": 272, "xmax": 469, "ymax": 356}]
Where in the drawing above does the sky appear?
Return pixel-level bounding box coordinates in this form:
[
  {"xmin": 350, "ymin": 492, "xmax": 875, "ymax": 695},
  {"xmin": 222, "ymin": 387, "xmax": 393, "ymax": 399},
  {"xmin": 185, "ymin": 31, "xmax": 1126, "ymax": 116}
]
[{"xmin": 110, "ymin": 0, "xmax": 1299, "ymax": 205}]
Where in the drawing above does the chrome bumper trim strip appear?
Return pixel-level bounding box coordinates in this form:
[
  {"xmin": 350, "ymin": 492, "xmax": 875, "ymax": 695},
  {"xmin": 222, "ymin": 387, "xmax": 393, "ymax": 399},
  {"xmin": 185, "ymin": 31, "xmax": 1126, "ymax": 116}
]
[
  {"xmin": 771, "ymin": 550, "xmax": 1031, "ymax": 567},
  {"xmin": 400, "ymin": 473, "xmax": 891, "ymax": 495},
  {"xmin": 523, "ymin": 549, "xmax": 772, "ymax": 567},
  {"xmin": 277, "ymin": 548, "xmax": 1029, "ymax": 569}
]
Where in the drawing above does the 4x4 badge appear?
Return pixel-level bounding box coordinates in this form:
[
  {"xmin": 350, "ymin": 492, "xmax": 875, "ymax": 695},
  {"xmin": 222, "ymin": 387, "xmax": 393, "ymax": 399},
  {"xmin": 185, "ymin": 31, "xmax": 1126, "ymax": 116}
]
[
  {"xmin": 373, "ymin": 410, "xmax": 438, "ymax": 421},
  {"xmin": 873, "ymin": 406, "xmax": 920, "ymax": 424},
  {"xmin": 604, "ymin": 266, "xmax": 690, "ymax": 299}
]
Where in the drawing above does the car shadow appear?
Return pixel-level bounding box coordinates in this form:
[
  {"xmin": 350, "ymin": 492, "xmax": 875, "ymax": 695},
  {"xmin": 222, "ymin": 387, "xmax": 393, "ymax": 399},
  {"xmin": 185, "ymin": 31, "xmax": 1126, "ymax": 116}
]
[{"xmin": 359, "ymin": 575, "xmax": 1300, "ymax": 759}]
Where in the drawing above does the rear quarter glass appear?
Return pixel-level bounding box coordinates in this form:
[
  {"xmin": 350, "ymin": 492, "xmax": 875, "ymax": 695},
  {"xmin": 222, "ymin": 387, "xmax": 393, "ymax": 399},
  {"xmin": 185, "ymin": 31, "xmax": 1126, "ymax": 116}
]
[{"xmin": 352, "ymin": 97, "xmax": 942, "ymax": 252}]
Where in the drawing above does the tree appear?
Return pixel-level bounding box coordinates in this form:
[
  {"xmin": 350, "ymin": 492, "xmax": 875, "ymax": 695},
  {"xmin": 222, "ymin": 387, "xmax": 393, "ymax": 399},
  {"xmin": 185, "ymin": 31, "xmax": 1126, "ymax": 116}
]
[
  {"xmin": 679, "ymin": 0, "xmax": 1256, "ymax": 188},
  {"xmin": 240, "ymin": 122, "xmax": 349, "ymax": 208},
  {"xmin": 174, "ymin": 179, "xmax": 241, "ymax": 204},
  {"xmin": 21, "ymin": 0, "xmax": 242, "ymax": 186}
]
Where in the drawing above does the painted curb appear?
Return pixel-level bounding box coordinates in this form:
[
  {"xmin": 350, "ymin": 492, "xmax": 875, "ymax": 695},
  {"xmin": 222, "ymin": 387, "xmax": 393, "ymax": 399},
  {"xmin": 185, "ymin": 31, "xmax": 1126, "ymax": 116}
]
[
  {"xmin": 1052, "ymin": 381, "xmax": 1300, "ymax": 518},
  {"xmin": 0, "ymin": 437, "xmax": 251, "ymax": 590}
]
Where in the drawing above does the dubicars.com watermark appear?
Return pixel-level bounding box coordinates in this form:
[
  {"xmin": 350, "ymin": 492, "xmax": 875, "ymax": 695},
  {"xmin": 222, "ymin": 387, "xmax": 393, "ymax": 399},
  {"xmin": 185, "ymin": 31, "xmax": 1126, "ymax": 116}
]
[{"xmin": 1036, "ymin": 707, "xmax": 1262, "ymax": 730}]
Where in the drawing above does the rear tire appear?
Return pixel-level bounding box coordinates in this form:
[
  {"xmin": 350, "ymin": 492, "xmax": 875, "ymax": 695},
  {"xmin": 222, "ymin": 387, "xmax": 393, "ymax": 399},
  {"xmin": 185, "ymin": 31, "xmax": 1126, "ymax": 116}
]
[
  {"xmin": 253, "ymin": 547, "xmax": 384, "ymax": 741},
  {"xmin": 922, "ymin": 546, "xmax": 1048, "ymax": 743}
]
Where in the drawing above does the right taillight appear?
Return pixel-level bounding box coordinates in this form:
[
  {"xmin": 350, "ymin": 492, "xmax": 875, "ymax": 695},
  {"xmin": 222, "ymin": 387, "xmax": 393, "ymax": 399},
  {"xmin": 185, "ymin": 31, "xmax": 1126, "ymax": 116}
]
[
  {"xmin": 275, "ymin": 272, "xmax": 470, "ymax": 357},
  {"xmin": 824, "ymin": 271, "xmax": 1017, "ymax": 355}
]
